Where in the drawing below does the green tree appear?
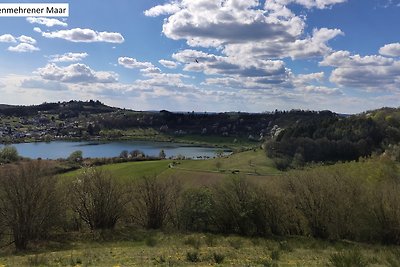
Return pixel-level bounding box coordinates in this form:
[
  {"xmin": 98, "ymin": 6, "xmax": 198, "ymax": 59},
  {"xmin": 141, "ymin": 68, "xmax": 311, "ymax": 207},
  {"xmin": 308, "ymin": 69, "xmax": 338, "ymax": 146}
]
[
  {"xmin": 67, "ymin": 150, "xmax": 83, "ymax": 162},
  {"xmin": 159, "ymin": 149, "xmax": 166, "ymax": 159},
  {"xmin": 0, "ymin": 146, "xmax": 19, "ymax": 163}
]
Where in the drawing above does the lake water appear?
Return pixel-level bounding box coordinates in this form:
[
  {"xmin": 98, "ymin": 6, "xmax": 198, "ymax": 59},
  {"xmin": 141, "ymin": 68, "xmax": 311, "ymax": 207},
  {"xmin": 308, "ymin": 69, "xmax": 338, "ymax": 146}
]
[{"xmin": 0, "ymin": 141, "xmax": 229, "ymax": 160}]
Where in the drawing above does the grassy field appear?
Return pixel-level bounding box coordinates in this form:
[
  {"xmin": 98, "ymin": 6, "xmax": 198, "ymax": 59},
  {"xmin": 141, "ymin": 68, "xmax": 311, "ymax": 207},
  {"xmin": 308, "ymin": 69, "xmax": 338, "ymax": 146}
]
[
  {"xmin": 61, "ymin": 148, "xmax": 281, "ymax": 186},
  {"xmin": 0, "ymin": 231, "xmax": 399, "ymax": 266},
  {"xmin": 61, "ymin": 160, "xmax": 174, "ymax": 181},
  {"xmin": 177, "ymin": 148, "xmax": 280, "ymax": 175}
]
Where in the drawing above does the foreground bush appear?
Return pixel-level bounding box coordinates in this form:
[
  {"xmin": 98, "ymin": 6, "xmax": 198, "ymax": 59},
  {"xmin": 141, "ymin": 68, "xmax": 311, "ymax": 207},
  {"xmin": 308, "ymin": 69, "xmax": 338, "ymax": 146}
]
[
  {"xmin": 69, "ymin": 168, "xmax": 128, "ymax": 230},
  {"xmin": 130, "ymin": 176, "xmax": 181, "ymax": 229},
  {"xmin": 0, "ymin": 161, "xmax": 62, "ymax": 250}
]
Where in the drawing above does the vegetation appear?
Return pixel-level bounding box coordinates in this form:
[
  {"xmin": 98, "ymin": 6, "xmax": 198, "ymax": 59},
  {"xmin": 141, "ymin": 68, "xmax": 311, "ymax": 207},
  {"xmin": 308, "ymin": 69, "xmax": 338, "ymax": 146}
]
[
  {"xmin": 0, "ymin": 161, "xmax": 62, "ymax": 250},
  {"xmin": 69, "ymin": 168, "xmax": 129, "ymax": 230},
  {"xmin": 0, "ymin": 146, "xmax": 19, "ymax": 163},
  {"xmin": 3, "ymin": 103, "xmax": 400, "ymax": 265}
]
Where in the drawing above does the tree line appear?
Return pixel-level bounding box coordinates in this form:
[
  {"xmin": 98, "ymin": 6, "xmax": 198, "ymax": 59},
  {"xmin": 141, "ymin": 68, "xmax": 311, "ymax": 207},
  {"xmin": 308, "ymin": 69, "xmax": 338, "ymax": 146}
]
[{"xmin": 0, "ymin": 157, "xmax": 399, "ymax": 250}]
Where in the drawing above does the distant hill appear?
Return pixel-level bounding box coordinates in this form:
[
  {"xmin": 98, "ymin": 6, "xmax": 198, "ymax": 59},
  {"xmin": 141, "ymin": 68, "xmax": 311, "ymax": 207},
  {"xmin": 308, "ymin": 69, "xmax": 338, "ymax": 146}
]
[{"xmin": 0, "ymin": 100, "xmax": 118, "ymax": 117}]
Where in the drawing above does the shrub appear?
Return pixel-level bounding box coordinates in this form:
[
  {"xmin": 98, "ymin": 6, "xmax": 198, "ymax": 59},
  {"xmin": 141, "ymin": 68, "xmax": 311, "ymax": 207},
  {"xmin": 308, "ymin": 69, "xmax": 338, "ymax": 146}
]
[
  {"xmin": 213, "ymin": 252, "xmax": 225, "ymax": 264},
  {"xmin": 329, "ymin": 250, "xmax": 368, "ymax": 267},
  {"xmin": 69, "ymin": 168, "xmax": 128, "ymax": 230},
  {"xmin": 0, "ymin": 161, "xmax": 62, "ymax": 250},
  {"xmin": 0, "ymin": 145, "xmax": 19, "ymax": 163},
  {"xmin": 212, "ymin": 176, "xmax": 257, "ymax": 235},
  {"xmin": 270, "ymin": 250, "xmax": 281, "ymax": 261},
  {"xmin": 186, "ymin": 250, "xmax": 200, "ymax": 262},
  {"xmin": 131, "ymin": 176, "xmax": 181, "ymax": 229},
  {"xmin": 180, "ymin": 188, "xmax": 214, "ymax": 232}
]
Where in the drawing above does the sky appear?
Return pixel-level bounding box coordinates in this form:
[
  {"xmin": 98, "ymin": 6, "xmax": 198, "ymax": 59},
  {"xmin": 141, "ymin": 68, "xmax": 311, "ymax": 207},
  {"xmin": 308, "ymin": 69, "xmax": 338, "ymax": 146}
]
[{"xmin": 0, "ymin": 0, "xmax": 399, "ymax": 113}]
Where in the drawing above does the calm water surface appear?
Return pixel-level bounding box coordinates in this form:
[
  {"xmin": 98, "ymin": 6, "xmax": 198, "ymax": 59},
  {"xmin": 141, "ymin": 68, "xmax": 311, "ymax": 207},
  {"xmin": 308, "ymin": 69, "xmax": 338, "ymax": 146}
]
[{"xmin": 0, "ymin": 141, "xmax": 229, "ymax": 160}]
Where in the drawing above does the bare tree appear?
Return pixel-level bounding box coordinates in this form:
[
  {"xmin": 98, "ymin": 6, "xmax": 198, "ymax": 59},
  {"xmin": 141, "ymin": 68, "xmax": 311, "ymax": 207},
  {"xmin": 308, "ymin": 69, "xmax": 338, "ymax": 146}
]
[
  {"xmin": 69, "ymin": 168, "xmax": 128, "ymax": 230},
  {"xmin": 131, "ymin": 176, "xmax": 181, "ymax": 229},
  {"xmin": 0, "ymin": 161, "xmax": 62, "ymax": 250}
]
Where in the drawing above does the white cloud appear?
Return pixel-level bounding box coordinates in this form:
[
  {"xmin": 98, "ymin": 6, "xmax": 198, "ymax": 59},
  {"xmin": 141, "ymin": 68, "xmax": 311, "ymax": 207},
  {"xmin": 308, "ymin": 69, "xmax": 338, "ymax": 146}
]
[
  {"xmin": 160, "ymin": 0, "xmax": 304, "ymax": 48},
  {"xmin": 159, "ymin": 59, "xmax": 179, "ymax": 69},
  {"xmin": 40, "ymin": 28, "xmax": 124, "ymax": 43},
  {"xmin": 379, "ymin": 43, "xmax": 400, "ymax": 57},
  {"xmin": 36, "ymin": 63, "xmax": 118, "ymax": 83},
  {"xmin": 147, "ymin": 0, "xmax": 342, "ymax": 61},
  {"xmin": 321, "ymin": 50, "xmax": 400, "ymax": 90},
  {"xmin": 48, "ymin": 52, "xmax": 89, "ymax": 63},
  {"xmin": 298, "ymin": 85, "xmax": 342, "ymax": 95},
  {"xmin": 144, "ymin": 3, "xmax": 181, "ymax": 17},
  {"xmin": 173, "ymin": 49, "xmax": 289, "ymax": 79},
  {"xmin": 26, "ymin": 17, "xmax": 68, "ymax": 27},
  {"xmin": 0, "ymin": 34, "xmax": 17, "ymax": 43},
  {"xmin": 17, "ymin": 35, "xmax": 36, "ymax": 45},
  {"xmin": 268, "ymin": 0, "xmax": 347, "ymax": 9},
  {"xmin": 141, "ymin": 67, "xmax": 162, "ymax": 75},
  {"xmin": 118, "ymin": 57, "xmax": 154, "ymax": 69},
  {"xmin": 33, "ymin": 27, "xmax": 42, "ymax": 33},
  {"xmin": 8, "ymin": 43, "xmax": 39, "ymax": 53}
]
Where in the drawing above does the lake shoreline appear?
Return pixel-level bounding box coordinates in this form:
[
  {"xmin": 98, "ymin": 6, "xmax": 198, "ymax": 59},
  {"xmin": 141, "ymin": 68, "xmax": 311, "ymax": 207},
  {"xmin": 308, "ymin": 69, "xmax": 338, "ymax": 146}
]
[{"xmin": 0, "ymin": 140, "xmax": 233, "ymax": 160}]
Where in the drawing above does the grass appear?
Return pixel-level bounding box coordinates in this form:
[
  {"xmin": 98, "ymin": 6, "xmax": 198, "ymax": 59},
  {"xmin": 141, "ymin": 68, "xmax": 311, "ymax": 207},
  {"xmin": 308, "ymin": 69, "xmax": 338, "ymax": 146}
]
[
  {"xmin": 60, "ymin": 148, "xmax": 280, "ymax": 187},
  {"xmin": 176, "ymin": 148, "xmax": 280, "ymax": 175},
  {"xmin": 61, "ymin": 160, "xmax": 173, "ymax": 181},
  {"xmin": 0, "ymin": 232, "xmax": 397, "ymax": 267}
]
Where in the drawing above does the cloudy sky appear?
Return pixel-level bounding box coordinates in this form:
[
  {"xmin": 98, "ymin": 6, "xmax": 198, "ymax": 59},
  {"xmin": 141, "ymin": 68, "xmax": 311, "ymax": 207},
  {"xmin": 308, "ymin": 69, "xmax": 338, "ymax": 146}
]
[{"xmin": 0, "ymin": 0, "xmax": 399, "ymax": 113}]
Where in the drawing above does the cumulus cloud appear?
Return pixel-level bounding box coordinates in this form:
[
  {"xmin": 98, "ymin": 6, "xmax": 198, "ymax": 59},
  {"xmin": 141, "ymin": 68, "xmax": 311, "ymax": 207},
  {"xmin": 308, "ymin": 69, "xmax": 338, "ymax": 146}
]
[
  {"xmin": 267, "ymin": 0, "xmax": 347, "ymax": 9},
  {"xmin": 17, "ymin": 35, "xmax": 36, "ymax": 45},
  {"xmin": 0, "ymin": 34, "xmax": 17, "ymax": 43},
  {"xmin": 8, "ymin": 43, "xmax": 39, "ymax": 53},
  {"xmin": 379, "ymin": 43, "xmax": 400, "ymax": 57},
  {"xmin": 146, "ymin": 0, "xmax": 343, "ymax": 61},
  {"xmin": 298, "ymin": 85, "xmax": 343, "ymax": 95},
  {"xmin": 118, "ymin": 57, "xmax": 154, "ymax": 69},
  {"xmin": 159, "ymin": 59, "xmax": 179, "ymax": 69},
  {"xmin": 144, "ymin": 3, "xmax": 181, "ymax": 17},
  {"xmin": 36, "ymin": 63, "xmax": 118, "ymax": 83},
  {"xmin": 321, "ymin": 50, "xmax": 400, "ymax": 90},
  {"xmin": 26, "ymin": 17, "xmax": 68, "ymax": 27},
  {"xmin": 158, "ymin": 0, "xmax": 304, "ymax": 48},
  {"xmin": 40, "ymin": 28, "xmax": 124, "ymax": 43},
  {"xmin": 173, "ymin": 49, "xmax": 289, "ymax": 79},
  {"xmin": 48, "ymin": 52, "xmax": 88, "ymax": 63}
]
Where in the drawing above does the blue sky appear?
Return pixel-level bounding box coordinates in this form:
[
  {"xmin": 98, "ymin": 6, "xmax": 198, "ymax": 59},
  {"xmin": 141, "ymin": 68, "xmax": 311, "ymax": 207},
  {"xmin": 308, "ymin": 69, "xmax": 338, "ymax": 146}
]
[{"xmin": 0, "ymin": 0, "xmax": 399, "ymax": 113}]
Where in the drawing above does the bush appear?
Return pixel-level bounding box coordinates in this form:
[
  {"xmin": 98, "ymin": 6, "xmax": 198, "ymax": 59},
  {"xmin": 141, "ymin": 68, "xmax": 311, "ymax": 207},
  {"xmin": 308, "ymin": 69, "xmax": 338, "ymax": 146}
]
[
  {"xmin": 69, "ymin": 168, "xmax": 128, "ymax": 230},
  {"xmin": 67, "ymin": 150, "xmax": 83, "ymax": 162},
  {"xmin": 329, "ymin": 250, "xmax": 368, "ymax": 267},
  {"xmin": 212, "ymin": 176, "xmax": 257, "ymax": 235},
  {"xmin": 270, "ymin": 250, "xmax": 281, "ymax": 261},
  {"xmin": 180, "ymin": 188, "xmax": 214, "ymax": 232},
  {"xmin": 213, "ymin": 252, "xmax": 225, "ymax": 264},
  {"xmin": 0, "ymin": 145, "xmax": 19, "ymax": 163},
  {"xmin": 186, "ymin": 250, "xmax": 200, "ymax": 262},
  {"xmin": 131, "ymin": 176, "xmax": 181, "ymax": 229},
  {"xmin": 0, "ymin": 161, "xmax": 62, "ymax": 250}
]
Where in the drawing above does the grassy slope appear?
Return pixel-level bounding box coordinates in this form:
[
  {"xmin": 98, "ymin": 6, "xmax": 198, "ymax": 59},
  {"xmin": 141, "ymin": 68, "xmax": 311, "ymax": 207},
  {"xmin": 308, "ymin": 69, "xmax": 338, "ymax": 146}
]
[
  {"xmin": 60, "ymin": 149, "xmax": 280, "ymax": 186},
  {"xmin": 0, "ymin": 232, "xmax": 398, "ymax": 266},
  {"xmin": 61, "ymin": 160, "xmax": 174, "ymax": 181},
  {"xmin": 177, "ymin": 148, "xmax": 280, "ymax": 175}
]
